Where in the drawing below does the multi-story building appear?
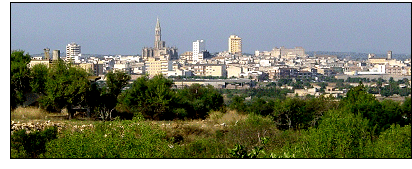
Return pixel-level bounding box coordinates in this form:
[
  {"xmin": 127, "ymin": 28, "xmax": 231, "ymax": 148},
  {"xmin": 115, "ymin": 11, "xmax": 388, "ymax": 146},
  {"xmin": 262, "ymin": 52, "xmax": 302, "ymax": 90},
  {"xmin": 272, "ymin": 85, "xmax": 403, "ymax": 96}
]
[
  {"xmin": 271, "ymin": 46, "xmax": 305, "ymax": 59},
  {"xmin": 180, "ymin": 51, "xmax": 193, "ymax": 62},
  {"xmin": 270, "ymin": 67, "xmax": 298, "ymax": 79},
  {"xmin": 385, "ymin": 65, "xmax": 403, "ymax": 75},
  {"xmin": 145, "ymin": 56, "xmax": 173, "ymax": 77},
  {"xmin": 66, "ymin": 42, "xmax": 81, "ymax": 62},
  {"xmin": 227, "ymin": 65, "xmax": 243, "ymax": 78},
  {"xmin": 228, "ymin": 35, "xmax": 242, "ymax": 55},
  {"xmin": 193, "ymin": 40, "xmax": 205, "ymax": 62},
  {"xmin": 192, "ymin": 64, "xmax": 226, "ymax": 77},
  {"xmin": 142, "ymin": 18, "xmax": 178, "ymax": 60}
]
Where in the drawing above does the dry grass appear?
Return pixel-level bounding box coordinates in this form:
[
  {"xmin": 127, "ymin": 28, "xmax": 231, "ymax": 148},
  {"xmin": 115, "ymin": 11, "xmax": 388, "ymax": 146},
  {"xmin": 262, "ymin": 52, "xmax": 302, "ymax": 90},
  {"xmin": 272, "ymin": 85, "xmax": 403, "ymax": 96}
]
[
  {"xmin": 11, "ymin": 107, "xmax": 49, "ymax": 120},
  {"xmin": 11, "ymin": 107, "xmax": 68, "ymax": 121},
  {"xmin": 157, "ymin": 110, "xmax": 249, "ymax": 144},
  {"xmin": 206, "ymin": 110, "xmax": 248, "ymax": 125}
]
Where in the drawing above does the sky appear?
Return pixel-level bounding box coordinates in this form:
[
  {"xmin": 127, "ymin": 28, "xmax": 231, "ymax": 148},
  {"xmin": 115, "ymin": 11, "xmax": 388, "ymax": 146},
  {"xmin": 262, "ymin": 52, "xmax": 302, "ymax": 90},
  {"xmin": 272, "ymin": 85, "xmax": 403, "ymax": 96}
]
[{"xmin": 10, "ymin": 3, "xmax": 411, "ymax": 55}]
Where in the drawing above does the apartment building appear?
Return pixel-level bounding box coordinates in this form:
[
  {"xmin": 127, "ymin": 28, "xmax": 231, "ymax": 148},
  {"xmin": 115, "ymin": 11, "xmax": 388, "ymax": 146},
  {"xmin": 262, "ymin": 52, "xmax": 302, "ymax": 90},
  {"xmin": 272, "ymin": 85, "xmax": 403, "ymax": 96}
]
[
  {"xmin": 227, "ymin": 66, "xmax": 243, "ymax": 78},
  {"xmin": 193, "ymin": 40, "xmax": 205, "ymax": 62},
  {"xmin": 192, "ymin": 64, "xmax": 227, "ymax": 77},
  {"xmin": 228, "ymin": 35, "xmax": 242, "ymax": 55},
  {"xmin": 145, "ymin": 57, "xmax": 173, "ymax": 77},
  {"xmin": 385, "ymin": 65, "xmax": 403, "ymax": 75},
  {"xmin": 66, "ymin": 42, "xmax": 81, "ymax": 62}
]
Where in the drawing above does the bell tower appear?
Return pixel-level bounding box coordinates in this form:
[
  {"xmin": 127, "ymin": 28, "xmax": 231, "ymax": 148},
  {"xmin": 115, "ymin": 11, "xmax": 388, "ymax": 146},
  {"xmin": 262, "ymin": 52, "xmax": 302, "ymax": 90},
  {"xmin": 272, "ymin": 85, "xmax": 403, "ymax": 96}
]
[{"xmin": 154, "ymin": 17, "xmax": 164, "ymax": 49}]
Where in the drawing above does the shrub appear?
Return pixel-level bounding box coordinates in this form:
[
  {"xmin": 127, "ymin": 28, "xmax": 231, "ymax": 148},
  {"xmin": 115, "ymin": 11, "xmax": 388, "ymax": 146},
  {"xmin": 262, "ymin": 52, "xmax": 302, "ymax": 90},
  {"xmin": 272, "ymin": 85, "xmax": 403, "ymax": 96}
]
[
  {"xmin": 44, "ymin": 121, "xmax": 172, "ymax": 158},
  {"xmin": 367, "ymin": 124, "xmax": 411, "ymax": 158},
  {"xmin": 280, "ymin": 109, "xmax": 372, "ymax": 158},
  {"xmin": 11, "ymin": 126, "xmax": 58, "ymax": 158}
]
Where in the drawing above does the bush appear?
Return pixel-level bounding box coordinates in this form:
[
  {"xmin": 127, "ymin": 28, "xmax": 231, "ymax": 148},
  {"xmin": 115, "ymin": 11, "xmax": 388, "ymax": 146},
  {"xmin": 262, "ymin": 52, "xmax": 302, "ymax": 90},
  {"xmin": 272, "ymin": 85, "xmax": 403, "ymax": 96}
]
[
  {"xmin": 44, "ymin": 121, "xmax": 173, "ymax": 158},
  {"xmin": 11, "ymin": 127, "xmax": 58, "ymax": 158},
  {"xmin": 280, "ymin": 109, "xmax": 372, "ymax": 158},
  {"xmin": 366, "ymin": 124, "xmax": 411, "ymax": 158}
]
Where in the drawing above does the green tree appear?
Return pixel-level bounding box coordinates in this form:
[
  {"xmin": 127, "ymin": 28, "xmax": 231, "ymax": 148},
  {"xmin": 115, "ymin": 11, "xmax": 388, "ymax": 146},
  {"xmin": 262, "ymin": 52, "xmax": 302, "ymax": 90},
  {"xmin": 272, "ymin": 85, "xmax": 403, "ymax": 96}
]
[
  {"xmin": 11, "ymin": 50, "xmax": 31, "ymax": 108},
  {"xmin": 176, "ymin": 84, "xmax": 224, "ymax": 119},
  {"xmin": 30, "ymin": 64, "xmax": 48, "ymax": 94},
  {"xmin": 39, "ymin": 60, "xmax": 90, "ymax": 113},
  {"xmin": 229, "ymin": 95, "xmax": 247, "ymax": 113},
  {"xmin": 400, "ymin": 97, "xmax": 411, "ymax": 125},
  {"xmin": 340, "ymin": 83, "xmax": 405, "ymax": 135},
  {"xmin": 272, "ymin": 97, "xmax": 308, "ymax": 130},
  {"xmin": 95, "ymin": 70, "xmax": 131, "ymax": 120},
  {"xmin": 118, "ymin": 75, "xmax": 177, "ymax": 120},
  {"xmin": 105, "ymin": 70, "xmax": 131, "ymax": 97}
]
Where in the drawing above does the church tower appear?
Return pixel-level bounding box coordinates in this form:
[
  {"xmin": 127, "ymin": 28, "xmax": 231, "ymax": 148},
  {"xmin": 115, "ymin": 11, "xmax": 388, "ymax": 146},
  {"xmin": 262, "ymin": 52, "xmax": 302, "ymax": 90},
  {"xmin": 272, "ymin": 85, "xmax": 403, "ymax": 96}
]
[{"xmin": 154, "ymin": 17, "xmax": 165, "ymax": 49}]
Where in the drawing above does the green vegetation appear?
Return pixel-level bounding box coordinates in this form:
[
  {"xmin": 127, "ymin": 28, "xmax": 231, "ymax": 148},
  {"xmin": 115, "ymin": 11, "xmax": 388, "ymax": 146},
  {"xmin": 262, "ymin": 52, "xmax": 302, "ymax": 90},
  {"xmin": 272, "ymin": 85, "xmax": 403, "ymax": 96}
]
[
  {"xmin": 11, "ymin": 50, "xmax": 31, "ymax": 108},
  {"xmin": 10, "ymin": 50, "xmax": 411, "ymax": 158}
]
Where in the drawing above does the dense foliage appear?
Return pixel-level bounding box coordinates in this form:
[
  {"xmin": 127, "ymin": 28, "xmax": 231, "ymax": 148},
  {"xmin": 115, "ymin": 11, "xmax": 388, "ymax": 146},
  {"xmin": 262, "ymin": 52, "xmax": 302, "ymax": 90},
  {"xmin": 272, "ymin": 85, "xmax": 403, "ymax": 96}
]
[
  {"xmin": 11, "ymin": 50, "xmax": 32, "ymax": 108},
  {"xmin": 117, "ymin": 75, "xmax": 224, "ymax": 120},
  {"xmin": 39, "ymin": 60, "xmax": 90, "ymax": 112}
]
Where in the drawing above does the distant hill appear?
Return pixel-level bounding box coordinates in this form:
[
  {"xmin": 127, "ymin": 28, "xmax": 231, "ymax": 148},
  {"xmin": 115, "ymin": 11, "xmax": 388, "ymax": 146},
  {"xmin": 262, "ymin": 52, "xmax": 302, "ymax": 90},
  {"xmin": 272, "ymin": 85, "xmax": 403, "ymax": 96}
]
[{"xmin": 306, "ymin": 51, "xmax": 411, "ymax": 61}]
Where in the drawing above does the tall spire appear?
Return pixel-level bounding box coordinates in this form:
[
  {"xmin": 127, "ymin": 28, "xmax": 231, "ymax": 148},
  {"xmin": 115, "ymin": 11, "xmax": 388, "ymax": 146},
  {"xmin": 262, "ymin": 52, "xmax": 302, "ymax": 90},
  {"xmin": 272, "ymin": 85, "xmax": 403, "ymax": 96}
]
[
  {"xmin": 154, "ymin": 17, "xmax": 162, "ymax": 49},
  {"xmin": 156, "ymin": 17, "xmax": 160, "ymax": 28}
]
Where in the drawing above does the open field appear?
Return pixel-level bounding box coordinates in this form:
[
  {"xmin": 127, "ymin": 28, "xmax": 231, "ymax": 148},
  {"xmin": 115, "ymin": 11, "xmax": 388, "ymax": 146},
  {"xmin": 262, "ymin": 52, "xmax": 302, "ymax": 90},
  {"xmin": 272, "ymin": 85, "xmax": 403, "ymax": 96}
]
[{"xmin": 10, "ymin": 106, "xmax": 411, "ymax": 158}]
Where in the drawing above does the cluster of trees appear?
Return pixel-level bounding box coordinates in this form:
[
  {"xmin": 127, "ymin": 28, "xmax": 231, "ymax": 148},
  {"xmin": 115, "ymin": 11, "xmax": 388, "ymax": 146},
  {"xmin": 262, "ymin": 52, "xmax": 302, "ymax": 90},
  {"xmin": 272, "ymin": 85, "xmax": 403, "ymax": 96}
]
[
  {"xmin": 229, "ymin": 83, "xmax": 410, "ymax": 133},
  {"xmin": 11, "ymin": 50, "xmax": 32, "ymax": 108},
  {"xmin": 11, "ymin": 50, "xmax": 224, "ymax": 120},
  {"xmin": 365, "ymin": 77, "xmax": 410, "ymax": 97},
  {"xmin": 270, "ymin": 78, "xmax": 313, "ymax": 89},
  {"xmin": 346, "ymin": 77, "xmax": 371, "ymax": 83},
  {"xmin": 117, "ymin": 77, "xmax": 224, "ymax": 120}
]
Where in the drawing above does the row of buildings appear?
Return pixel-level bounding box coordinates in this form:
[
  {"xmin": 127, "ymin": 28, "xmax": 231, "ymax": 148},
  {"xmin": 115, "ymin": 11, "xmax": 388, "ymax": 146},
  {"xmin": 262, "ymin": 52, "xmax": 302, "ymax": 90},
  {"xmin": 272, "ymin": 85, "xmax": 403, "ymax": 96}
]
[{"xmin": 28, "ymin": 18, "xmax": 411, "ymax": 89}]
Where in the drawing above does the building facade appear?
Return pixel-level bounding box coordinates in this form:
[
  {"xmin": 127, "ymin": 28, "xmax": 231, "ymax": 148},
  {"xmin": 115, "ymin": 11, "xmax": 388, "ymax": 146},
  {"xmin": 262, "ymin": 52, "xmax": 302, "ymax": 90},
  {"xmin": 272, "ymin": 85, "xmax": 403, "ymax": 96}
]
[
  {"xmin": 271, "ymin": 46, "xmax": 305, "ymax": 59},
  {"xmin": 145, "ymin": 57, "xmax": 173, "ymax": 77},
  {"xmin": 193, "ymin": 40, "xmax": 205, "ymax": 62},
  {"xmin": 66, "ymin": 42, "xmax": 81, "ymax": 62},
  {"xmin": 228, "ymin": 35, "xmax": 242, "ymax": 55}
]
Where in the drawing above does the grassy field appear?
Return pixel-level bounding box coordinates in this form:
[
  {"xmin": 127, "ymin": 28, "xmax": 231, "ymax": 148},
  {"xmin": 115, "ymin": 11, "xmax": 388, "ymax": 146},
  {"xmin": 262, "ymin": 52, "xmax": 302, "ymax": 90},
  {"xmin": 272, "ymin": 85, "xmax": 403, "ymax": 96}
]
[
  {"xmin": 11, "ymin": 107, "xmax": 283, "ymax": 158},
  {"xmin": 10, "ymin": 107, "xmax": 411, "ymax": 158}
]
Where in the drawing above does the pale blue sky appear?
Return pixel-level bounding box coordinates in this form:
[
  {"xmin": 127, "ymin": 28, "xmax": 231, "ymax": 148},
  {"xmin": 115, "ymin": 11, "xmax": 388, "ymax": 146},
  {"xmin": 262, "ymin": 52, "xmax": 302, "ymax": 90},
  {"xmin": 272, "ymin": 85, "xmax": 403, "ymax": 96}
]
[{"xmin": 11, "ymin": 3, "xmax": 411, "ymax": 55}]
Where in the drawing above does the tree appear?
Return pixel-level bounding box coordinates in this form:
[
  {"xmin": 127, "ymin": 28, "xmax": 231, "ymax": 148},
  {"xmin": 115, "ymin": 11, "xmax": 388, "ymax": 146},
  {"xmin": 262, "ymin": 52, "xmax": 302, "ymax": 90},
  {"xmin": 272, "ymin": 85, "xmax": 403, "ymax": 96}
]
[
  {"xmin": 176, "ymin": 84, "xmax": 224, "ymax": 119},
  {"xmin": 105, "ymin": 70, "xmax": 131, "ymax": 97},
  {"xmin": 95, "ymin": 70, "xmax": 131, "ymax": 120},
  {"xmin": 11, "ymin": 50, "xmax": 31, "ymax": 108},
  {"xmin": 229, "ymin": 95, "xmax": 247, "ymax": 113},
  {"xmin": 117, "ymin": 75, "xmax": 178, "ymax": 120},
  {"xmin": 272, "ymin": 97, "xmax": 308, "ymax": 130},
  {"xmin": 340, "ymin": 83, "xmax": 406, "ymax": 135},
  {"xmin": 30, "ymin": 64, "xmax": 48, "ymax": 94},
  {"xmin": 39, "ymin": 60, "xmax": 90, "ymax": 113},
  {"xmin": 400, "ymin": 97, "xmax": 411, "ymax": 125}
]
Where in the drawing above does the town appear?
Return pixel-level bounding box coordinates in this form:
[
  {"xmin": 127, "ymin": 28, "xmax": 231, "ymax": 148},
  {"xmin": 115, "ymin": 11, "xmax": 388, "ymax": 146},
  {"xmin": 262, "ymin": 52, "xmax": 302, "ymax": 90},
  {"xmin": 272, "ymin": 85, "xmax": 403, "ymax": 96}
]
[
  {"xmin": 11, "ymin": 4, "xmax": 412, "ymax": 160},
  {"xmin": 28, "ymin": 18, "xmax": 411, "ymax": 99}
]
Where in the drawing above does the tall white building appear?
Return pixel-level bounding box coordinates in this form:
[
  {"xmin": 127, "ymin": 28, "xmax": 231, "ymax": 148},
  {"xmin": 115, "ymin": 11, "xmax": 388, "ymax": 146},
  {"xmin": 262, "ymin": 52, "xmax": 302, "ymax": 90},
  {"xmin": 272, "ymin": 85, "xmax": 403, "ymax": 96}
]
[
  {"xmin": 193, "ymin": 40, "xmax": 205, "ymax": 62},
  {"xmin": 66, "ymin": 42, "xmax": 81, "ymax": 62}
]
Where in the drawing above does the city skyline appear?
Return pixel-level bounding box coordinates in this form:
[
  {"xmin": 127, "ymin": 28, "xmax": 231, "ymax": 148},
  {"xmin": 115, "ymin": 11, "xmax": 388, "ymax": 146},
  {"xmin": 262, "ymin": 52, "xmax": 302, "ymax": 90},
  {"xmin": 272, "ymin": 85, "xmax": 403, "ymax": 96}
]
[{"xmin": 11, "ymin": 3, "xmax": 411, "ymax": 55}]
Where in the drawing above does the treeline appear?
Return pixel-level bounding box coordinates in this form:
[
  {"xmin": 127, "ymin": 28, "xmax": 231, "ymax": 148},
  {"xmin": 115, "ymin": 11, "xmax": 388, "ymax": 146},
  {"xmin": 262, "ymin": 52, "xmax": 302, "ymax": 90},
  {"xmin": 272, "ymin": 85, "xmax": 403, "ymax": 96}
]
[
  {"xmin": 229, "ymin": 83, "xmax": 410, "ymax": 133},
  {"xmin": 11, "ymin": 50, "xmax": 224, "ymax": 120}
]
